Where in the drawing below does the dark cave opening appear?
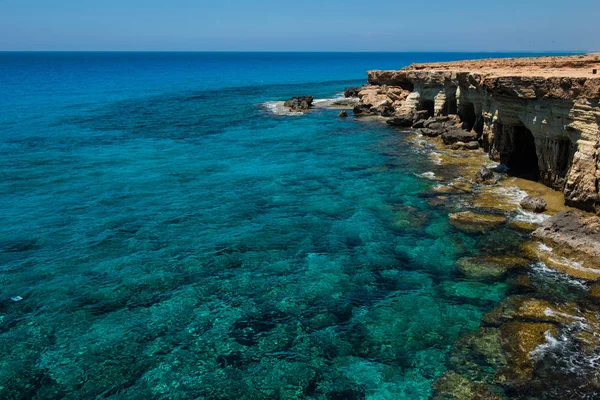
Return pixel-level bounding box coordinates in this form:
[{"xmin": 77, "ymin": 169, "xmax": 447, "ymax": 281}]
[
  {"xmin": 444, "ymin": 97, "xmax": 458, "ymax": 115},
  {"xmin": 508, "ymin": 125, "xmax": 540, "ymax": 180},
  {"xmin": 419, "ymin": 100, "xmax": 435, "ymax": 118},
  {"xmin": 458, "ymin": 102, "xmax": 477, "ymax": 131}
]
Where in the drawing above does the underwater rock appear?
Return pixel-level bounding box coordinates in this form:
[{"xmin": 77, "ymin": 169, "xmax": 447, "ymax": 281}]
[
  {"xmin": 284, "ymin": 96, "xmax": 314, "ymax": 112},
  {"xmin": 343, "ymin": 86, "xmax": 360, "ymax": 98},
  {"xmin": 448, "ymin": 327, "xmax": 507, "ymax": 383},
  {"xmin": 520, "ymin": 196, "xmax": 547, "ymax": 213},
  {"xmin": 507, "ymin": 220, "xmax": 539, "ymax": 232},
  {"xmin": 482, "ymin": 296, "xmax": 581, "ymax": 326},
  {"xmin": 449, "ymin": 212, "xmax": 506, "ymax": 233},
  {"xmin": 498, "ymin": 321, "xmax": 558, "ymax": 385},
  {"xmin": 432, "ymin": 371, "xmax": 504, "ymax": 400},
  {"xmin": 338, "ymin": 110, "xmax": 348, "ymax": 118},
  {"xmin": 475, "ymin": 165, "xmax": 496, "ymax": 184},
  {"xmin": 456, "ymin": 256, "xmax": 529, "ymax": 280}
]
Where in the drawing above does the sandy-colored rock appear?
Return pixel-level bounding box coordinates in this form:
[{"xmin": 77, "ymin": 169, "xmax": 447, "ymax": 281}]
[{"xmin": 363, "ymin": 54, "xmax": 600, "ymax": 214}]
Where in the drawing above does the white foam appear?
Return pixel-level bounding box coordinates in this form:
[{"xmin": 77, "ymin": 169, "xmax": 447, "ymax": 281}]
[
  {"xmin": 419, "ymin": 172, "xmax": 436, "ymax": 180},
  {"xmin": 261, "ymin": 101, "xmax": 304, "ymax": 116}
]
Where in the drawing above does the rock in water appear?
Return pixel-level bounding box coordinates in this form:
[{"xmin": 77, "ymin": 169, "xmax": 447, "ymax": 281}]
[
  {"xmin": 352, "ymin": 104, "xmax": 371, "ymax": 115},
  {"xmin": 441, "ymin": 128, "xmax": 478, "ymax": 145},
  {"xmin": 475, "ymin": 165, "xmax": 496, "ymax": 184},
  {"xmin": 338, "ymin": 110, "xmax": 348, "ymax": 118},
  {"xmin": 343, "ymin": 87, "xmax": 360, "ymax": 98},
  {"xmin": 386, "ymin": 114, "xmax": 414, "ymax": 127},
  {"xmin": 283, "ymin": 96, "xmax": 314, "ymax": 112},
  {"xmin": 520, "ymin": 196, "xmax": 547, "ymax": 213}
]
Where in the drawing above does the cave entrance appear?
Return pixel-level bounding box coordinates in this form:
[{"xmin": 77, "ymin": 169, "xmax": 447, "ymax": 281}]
[
  {"xmin": 508, "ymin": 125, "xmax": 540, "ymax": 180},
  {"xmin": 459, "ymin": 102, "xmax": 477, "ymax": 131},
  {"xmin": 419, "ymin": 100, "xmax": 435, "ymax": 118},
  {"xmin": 444, "ymin": 96, "xmax": 458, "ymax": 115}
]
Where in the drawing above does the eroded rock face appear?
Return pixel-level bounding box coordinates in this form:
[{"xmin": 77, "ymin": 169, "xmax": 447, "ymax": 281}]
[
  {"xmin": 343, "ymin": 86, "xmax": 360, "ymax": 98},
  {"xmin": 360, "ymin": 54, "xmax": 600, "ymax": 214}
]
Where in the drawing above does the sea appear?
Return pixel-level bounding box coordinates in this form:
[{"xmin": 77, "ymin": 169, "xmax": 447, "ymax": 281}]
[{"xmin": 0, "ymin": 52, "xmax": 575, "ymax": 399}]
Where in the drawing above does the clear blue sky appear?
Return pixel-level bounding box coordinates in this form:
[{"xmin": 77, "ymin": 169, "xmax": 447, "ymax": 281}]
[{"xmin": 0, "ymin": 0, "xmax": 597, "ymax": 51}]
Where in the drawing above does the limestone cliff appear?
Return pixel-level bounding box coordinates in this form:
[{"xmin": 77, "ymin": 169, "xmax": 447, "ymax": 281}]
[{"xmin": 359, "ymin": 54, "xmax": 600, "ymax": 213}]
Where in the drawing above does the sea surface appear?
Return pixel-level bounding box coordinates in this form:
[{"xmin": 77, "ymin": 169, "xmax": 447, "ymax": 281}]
[{"xmin": 0, "ymin": 52, "xmax": 569, "ymax": 399}]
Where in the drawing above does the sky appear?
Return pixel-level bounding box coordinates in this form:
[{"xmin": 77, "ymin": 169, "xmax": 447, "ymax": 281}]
[{"xmin": 0, "ymin": 0, "xmax": 598, "ymax": 52}]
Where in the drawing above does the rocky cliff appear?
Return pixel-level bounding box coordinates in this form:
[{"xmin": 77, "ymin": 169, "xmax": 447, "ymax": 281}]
[{"xmin": 358, "ymin": 54, "xmax": 600, "ymax": 213}]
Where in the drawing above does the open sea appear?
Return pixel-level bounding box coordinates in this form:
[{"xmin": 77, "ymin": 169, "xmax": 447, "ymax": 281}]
[{"xmin": 0, "ymin": 52, "xmax": 564, "ymax": 399}]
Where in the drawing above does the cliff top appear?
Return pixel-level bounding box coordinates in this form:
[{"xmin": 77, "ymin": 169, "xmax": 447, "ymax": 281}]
[{"xmin": 403, "ymin": 53, "xmax": 600, "ymax": 78}]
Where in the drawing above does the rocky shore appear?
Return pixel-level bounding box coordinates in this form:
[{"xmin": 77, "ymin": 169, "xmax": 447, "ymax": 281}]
[{"xmin": 351, "ymin": 54, "xmax": 600, "ymax": 399}]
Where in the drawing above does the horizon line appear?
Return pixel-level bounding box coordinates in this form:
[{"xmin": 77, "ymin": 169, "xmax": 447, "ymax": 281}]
[{"xmin": 0, "ymin": 50, "xmax": 594, "ymax": 54}]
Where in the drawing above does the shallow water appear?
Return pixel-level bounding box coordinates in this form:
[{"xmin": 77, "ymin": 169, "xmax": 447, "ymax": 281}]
[{"xmin": 0, "ymin": 52, "xmax": 568, "ymax": 399}]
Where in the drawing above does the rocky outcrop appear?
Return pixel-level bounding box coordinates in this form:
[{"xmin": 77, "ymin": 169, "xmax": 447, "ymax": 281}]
[
  {"xmin": 284, "ymin": 96, "xmax": 314, "ymax": 112},
  {"xmin": 343, "ymin": 87, "xmax": 360, "ymax": 98},
  {"xmin": 359, "ymin": 54, "xmax": 600, "ymax": 214}
]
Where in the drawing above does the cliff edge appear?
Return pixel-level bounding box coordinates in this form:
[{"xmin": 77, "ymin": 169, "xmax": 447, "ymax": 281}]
[{"xmin": 359, "ymin": 53, "xmax": 600, "ymax": 213}]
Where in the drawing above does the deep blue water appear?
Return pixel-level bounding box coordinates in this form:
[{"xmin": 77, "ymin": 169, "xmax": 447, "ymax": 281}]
[{"xmin": 0, "ymin": 52, "xmax": 557, "ymax": 399}]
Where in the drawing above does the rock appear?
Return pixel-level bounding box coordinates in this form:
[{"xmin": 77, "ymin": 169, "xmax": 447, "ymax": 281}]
[
  {"xmin": 482, "ymin": 296, "xmax": 580, "ymax": 326},
  {"xmin": 283, "ymin": 96, "xmax": 313, "ymax": 112},
  {"xmin": 442, "ymin": 128, "xmax": 479, "ymax": 145},
  {"xmin": 413, "ymin": 110, "xmax": 430, "ymax": 121},
  {"xmin": 499, "ymin": 321, "xmax": 558, "ymax": 385},
  {"xmin": 464, "ymin": 141, "xmax": 480, "ymax": 150},
  {"xmin": 338, "ymin": 110, "xmax": 348, "ymax": 118},
  {"xmin": 418, "ymin": 128, "xmax": 441, "ymax": 137},
  {"xmin": 456, "ymin": 256, "xmax": 530, "ymax": 280},
  {"xmin": 432, "ymin": 371, "xmax": 504, "ymax": 400},
  {"xmin": 386, "ymin": 114, "xmax": 414, "ymax": 127},
  {"xmin": 366, "ymin": 54, "xmax": 600, "ymax": 213},
  {"xmin": 531, "ymin": 211, "xmax": 600, "ymax": 270},
  {"xmin": 520, "ymin": 240, "xmax": 600, "ymax": 281},
  {"xmin": 475, "ymin": 165, "xmax": 495, "ymax": 184},
  {"xmin": 520, "ymin": 196, "xmax": 547, "ymax": 213},
  {"xmin": 449, "ymin": 212, "xmax": 506, "ymax": 233},
  {"xmin": 508, "ymin": 220, "xmax": 539, "ymax": 232},
  {"xmin": 412, "ymin": 119, "xmax": 426, "ymax": 129},
  {"xmin": 352, "ymin": 105, "xmax": 371, "ymax": 115},
  {"xmin": 448, "ymin": 327, "xmax": 507, "ymax": 382},
  {"xmin": 343, "ymin": 86, "xmax": 360, "ymax": 98}
]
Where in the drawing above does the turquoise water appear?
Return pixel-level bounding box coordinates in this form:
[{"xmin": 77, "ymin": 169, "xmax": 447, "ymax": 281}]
[{"xmin": 0, "ymin": 52, "xmax": 544, "ymax": 399}]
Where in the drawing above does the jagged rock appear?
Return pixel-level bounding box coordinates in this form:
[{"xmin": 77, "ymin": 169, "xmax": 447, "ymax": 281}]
[
  {"xmin": 283, "ymin": 96, "xmax": 313, "ymax": 112},
  {"xmin": 386, "ymin": 114, "xmax": 414, "ymax": 127},
  {"xmin": 412, "ymin": 119, "xmax": 425, "ymax": 129},
  {"xmin": 338, "ymin": 110, "xmax": 348, "ymax": 118},
  {"xmin": 442, "ymin": 128, "xmax": 479, "ymax": 145},
  {"xmin": 418, "ymin": 128, "xmax": 441, "ymax": 137},
  {"xmin": 343, "ymin": 86, "xmax": 360, "ymax": 98},
  {"xmin": 475, "ymin": 165, "xmax": 496, "ymax": 184},
  {"xmin": 352, "ymin": 104, "xmax": 371, "ymax": 115},
  {"xmin": 519, "ymin": 196, "xmax": 547, "ymax": 213}
]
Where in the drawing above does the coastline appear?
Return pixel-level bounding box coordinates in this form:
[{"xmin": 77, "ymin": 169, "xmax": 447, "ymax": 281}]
[{"xmin": 348, "ymin": 53, "xmax": 600, "ymax": 399}]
